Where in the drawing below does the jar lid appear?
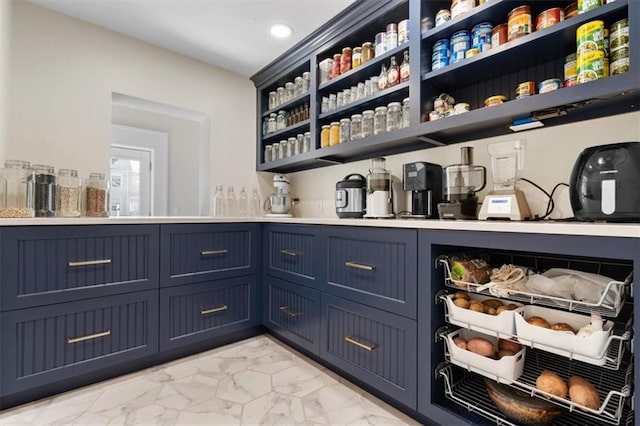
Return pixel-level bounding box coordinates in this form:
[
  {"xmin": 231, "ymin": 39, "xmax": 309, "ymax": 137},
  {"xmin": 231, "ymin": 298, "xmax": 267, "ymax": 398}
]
[
  {"xmin": 89, "ymin": 172, "xmax": 105, "ymax": 179},
  {"xmin": 32, "ymin": 164, "xmax": 54, "ymax": 173},
  {"xmin": 388, "ymin": 102, "xmax": 402, "ymax": 108},
  {"xmin": 351, "ymin": 114, "xmax": 362, "ymax": 119},
  {"xmin": 58, "ymin": 169, "xmax": 78, "ymax": 177},
  {"xmin": 353, "ymin": 47, "xmax": 362, "ymax": 52},
  {"xmin": 302, "ymin": 72, "xmax": 310, "ymax": 78},
  {"xmin": 285, "ymin": 82, "xmax": 294, "ymax": 87},
  {"xmin": 265, "ymin": 145, "xmax": 272, "ymax": 150},
  {"xmin": 342, "ymin": 47, "xmax": 352, "ymax": 53},
  {"xmin": 340, "ymin": 118, "xmax": 351, "ymax": 123},
  {"xmin": 363, "ymin": 110, "xmax": 375, "ymax": 115},
  {"xmin": 294, "ymin": 76, "xmax": 302, "ymax": 81},
  {"xmin": 330, "ymin": 122, "xmax": 340, "ymax": 126},
  {"xmin": 277, "ymin": 86, "xmax": 284, "ymax": 91},
  {"xmin": 333, "ymin": 53, "xmax": 341, "ymax": 59},
  {"xmin": 269, "ymin": 91, "xmax": 276, "ymax": 95},
  {"xmin": 321, "ymin": 125, "xmax": 331, "ymax": 129},
  {"xmin": 363, "ymin": 41, "xmax": 373, "ymax": 47},
  {"xmin": 304, "ymin": 131, "xmax": 310, "ymax": 136},
  {"xmin": 375, "ymin": 106, "xmax": 388, "ymax": 112},
  {"xmin": 403, "ymin": 97, "xmax": 410, "ymax": 103}
]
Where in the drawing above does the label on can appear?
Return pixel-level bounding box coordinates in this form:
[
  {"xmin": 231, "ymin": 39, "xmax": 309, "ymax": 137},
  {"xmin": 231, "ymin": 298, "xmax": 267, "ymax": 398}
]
[
  {"xmin": 491, "ymin": 24, "xmax": 508, "ymax": 48},
  {"xmin": 610, "ymin": 47, "xmax": 629, "ymax": 75},
  {"xmin": 472, "ymin": 22, "xmax": 493, "ymax": 51},
  {"xmin": 577, "ymin": 20, "xmax": 605, "ymax": 55},
  {"xmin": 375, "ymin": 32, "xmax": 386, "ymax": 56},
  {"xmin": 398, "ymin": 19, "xmax": 409, "ymax": 44},
  {"xmin": 450, "ymin": 50, "xmax": 465, "ymax": 64},
  {"xmin": 610, "ymin": 20, "xmax": 629, "ymax": 51},
  {"xmin": 564, "ymin": 76, "xmax": 578, "ymax": 87},
  {"xmin": 577, "ymin": 50, "xmax": 605, "ymax": 83},
  {"xmin": 435, "ymin": 9, "xmax": 451, "ymax": 27},
  {"xmin": 465, "ymin": 48, "xmax": 480, "ymax": 58},
  {"xmin": 578, "ymin": 0, "xmax": 602, "ymax": 14},
  {"xmin": 539, "ymin": 78, "xmax": 562, "ymax": 93},
  {"xmin": 536, "ymin": 8, "xmax": 564, "ymax": 31},
  {"xmin": 565, "ymin": 55, "xmax": 577, "ymax": 80},
  {"xmin": 516, "ymin": 81, "xmax": 536, "ymax": 98},
  {"xmin": 484, "ymin": 95, "xmax": 507, "ymax": 107},
  {"xmin": 450, "ymin": 30, "xmax": 471, "ymax": 53},
  {"xmin": 508, "ymin": 6, "xmax": 531, "ymax": 41},
  {"xmin": 451, "ymin": 0, "xmax": 475, "ymax": 19},
  {"xmin": 432, "ymin": 57, "xmax": 449, "ymax": 71}
]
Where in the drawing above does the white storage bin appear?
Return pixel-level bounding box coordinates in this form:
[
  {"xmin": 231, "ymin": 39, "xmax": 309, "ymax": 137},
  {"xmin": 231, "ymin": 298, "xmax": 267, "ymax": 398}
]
[
  {"xmin": 514, "ymin": 305, "xmax": 613, "ymax": 365},
  {"xmin": 444, "ymin": 294, "xmax": 523, "ymax": 337},
  {"xmin": 445, "ymin": 328, "xmax": 526, "ymax": 384}
]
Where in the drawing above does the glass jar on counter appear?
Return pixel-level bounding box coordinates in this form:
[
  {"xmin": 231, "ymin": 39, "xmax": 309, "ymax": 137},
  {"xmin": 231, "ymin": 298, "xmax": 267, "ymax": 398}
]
[
  {"xmin": 276, "ymin": 110, "xmax": 287, "ymax": 130},
  {"xmin": 83, "ymin": 172, "xmax": 109, "ymax": 217},
  {"xmin": 302, "ymin": 72, "xmax": 310, "ymax": 92},
  {"xmin": 362, "ymin": 110, "xmax": 375, "ymax": 138},
  {"xmin": 350, "ymin": 114, "xmax": 363, "ymax": 140},
  {"xmin": 401, "ymin": 97, "xmax": 410, "ymax": 128},
  {"xmin": 284, "ymin": 82, "xmax": 295, "ymax": 101},
  {"xmin": 320, "ymin": 125, "xmax": 331, "ymax": 148},
  {"xmin": 33, "ymin": 164, "xmax": 56, "ymax": 217},
  {"xmin": 374, "ymin": 106, "xmax": 388, "ymax": 135},
  {"xmin": 386, "ymin": 102, "xmax": 402, "ymax": 132},
  {"xmin": 267, "ymin": 113, "xmax": 277, "ymax": 133},
  {"xmin": 362, "ymin": 42, "xmax": 375, "ymax": 63},
  {"xmin": 287, "ymin": 137, "xmax": 296, "ymax": 157},
  {"xmin": 339, "ymin": 118, "xmax": 351, "ymax": 144},
  {"xmin": 340, "ymin": 47, "xmax": 352, "ymax": 74},
  {"xmin": 303, "ymin": 132, "xmax": 311, "ymax": 153},
  {"xmin": 329, "ymin": 122, "xmax": 340, "ymax": 146},
  {"xmin": 352, "ymin": 47, "xmax": 362, "ymax": 68},
  {"xmin": 276, "ymin": 87, "xmax": 285, "ymax": 105},
  {"xmin": 294, "ymin": 77, "xmax": 303, "ymax": 96},
  {"xmin": 268, "ymin": 91, "xmax": 278, "ymax": 110},
  {"xmin": 264, "ymin": 145, "xmax": 273, "ymax": 163},
  {"xmin": 0, "ymin": 160, "xmax": 35, "ymax": 218},
  {"xmin": 57, "ymin": 169, "xmax": 81, "ymax": 217}
]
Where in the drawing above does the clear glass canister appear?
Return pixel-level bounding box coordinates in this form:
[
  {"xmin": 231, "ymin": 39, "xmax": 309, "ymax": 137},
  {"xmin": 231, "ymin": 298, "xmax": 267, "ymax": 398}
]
[
  {"xmin": 285, "ymin": 82, "xmax": 295, "ymax": 101},
  {"xmin": 0, "ymin": 160, "xmax": 35, "ymax": 218},
  {"xmin": 386, "ymin": 102, "xmax": 402, "ymax": 132},
  {"xmin": 267, "ymin": 113, "xmax": 277, "ymax": 133},
  {"xmin": 276, "ymin": 87, "xmax": 285, "ymax": 105},
  {"xmin": 57, "ymin": 168, "xmax": 81, "ymax": 217},
  {"xmin": 402, "ymin": 97, "xmax": 410, "ymax": 128},
  {"xmin": 302, "ymin": 72, "xmax": 311, "ymax": 92},
  {"xmin": 362, "ymin": 110, "xmax": 375, "ymax": 138},
  {"xmin": 268, "ymin": 91, "xmax": 277, "ymax": 110},
  {"xmin": 303, "ymin": 132, "xmax": 311, "ymax": 152},
  {"xmin": 33, "ymin": 164, "xmax": 56, "ymax": 217},
  {"xmin": 329, "ymin": 93, "xmax": 337, "ymax": 110},
  {"xmin": 264, "ymin": 145, "xmax": 273, "ymax": 162},
  {"xmin": 295, "ymin": 134, "xmax": 304, "ymax": 155},
  {"xmin": 352, "ymin": 47, "xmax": 363, "ymax": 68},
  {"xmin": 320, "ymin": 125, "xmax": 331, "ymax": 148},
  {"xmin": 374, "ymin": 106, "xmax": 388, "ymax": 135},
  {"xmin": 294, "ymin": 76, "xmax": 303, "ymax": 96},
  {"xmin": 362, "ymin": 42, "xmax": 375, "ymax": 63},
  {"xmin": 339, "ymin": 118, "xmax": 351, "ymax": 143},
  {"xmin": 276, "ymin": 110, "xmax": 287, "ymax": 130},
  {"xmin": 329, "ymin": 122, "xmax": 340, "ymax": 146},
  {"xmin": 287, "ymin": 137, "xmax": 296, "ymax": 157},
  {"xmin": 340, "ymin": 47, "xmax": 352, "ymax": 74},
  {"xmin": 83, "ymin": 172, "xmax": 109, "ymax": 217},
  {"xmin": 278, "ymin": 141, "xmax": 287, "ymax": 159},
  {"xmin": 350, "ymin": 114, "xmax": 363, "ymax": 140}
]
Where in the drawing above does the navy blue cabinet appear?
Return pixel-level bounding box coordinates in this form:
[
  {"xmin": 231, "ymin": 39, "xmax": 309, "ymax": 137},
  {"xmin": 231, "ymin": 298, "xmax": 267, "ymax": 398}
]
[
  {"xmin": 263, "ymin": 224, "xmax": 323, "ymax": 288},
  {"xmin": 160, "ymin": 223, "xmax": 257, "ymax": 287},
  {"xmin": 0, "ymin": 289, "xmax": 158, "ymax": 395},
  {"xmin": 159, "ymin": 276, "xmax": 259, "ymax": 351},
  {"xmin": 320, "ymin": 293, "xmax": 417, "ymax": 409},
  {"xmin": 324, "ymin": 226, "xmax": 417, "ymax": 319},
  {"xmin": 0, "ymin": 225, "xmax": 159, "ymax": 310},
  {"xmin": 264, "ymin": 276, "xmax": 321, "ymax": 354}
]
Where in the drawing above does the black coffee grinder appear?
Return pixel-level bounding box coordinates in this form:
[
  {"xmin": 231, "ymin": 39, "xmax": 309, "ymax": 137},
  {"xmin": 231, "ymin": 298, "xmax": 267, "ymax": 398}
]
[{"xmin": 403, "ymin": 161, "xmax": 443, "ymax": 218}]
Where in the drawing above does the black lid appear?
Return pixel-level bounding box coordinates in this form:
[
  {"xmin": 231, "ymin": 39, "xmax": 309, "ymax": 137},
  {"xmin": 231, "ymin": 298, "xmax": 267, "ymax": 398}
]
[{"xmin": 336, "ymin": 173, "xmax": 366, "ymax": 189}]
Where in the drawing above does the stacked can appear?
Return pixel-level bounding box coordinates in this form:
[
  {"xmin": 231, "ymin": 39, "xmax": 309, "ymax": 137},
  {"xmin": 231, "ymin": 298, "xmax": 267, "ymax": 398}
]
[
  {"xmin": 450, "ymin": 30, "xmax": 471, "ymax": 64},
  {"xmin": 472, "ymin": 22, "xmax": 493, "ymax": 53},
  {"xmin": 609, "ymin": 19, "xmax": 629, "ymax": 76},
  {"xmin": 576, "ymin": 20, "xmax": 607, "ymax": 84},
  {"xmin": 432, "ymin": 39, "xmax": 450, "ymax": 70}
]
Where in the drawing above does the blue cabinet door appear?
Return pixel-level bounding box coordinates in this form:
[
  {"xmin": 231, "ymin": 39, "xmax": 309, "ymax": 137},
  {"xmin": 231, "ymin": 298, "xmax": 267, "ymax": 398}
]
[
  {"xmin": 159, "ymin": 275, "xmax": 258, "ymax": 351},
  {"xmin": 324, "ymin": 226, "xmax": 418, "ymax": 318},
  {"xmin": 265, "ymin": 276, "xmax": 321, "ymax": 354},
  {"xmin": 0, "ymin": 290, "xmax": 159, "ymax": 396},
  {"xmin": 0, "ymin": 225, "xmax": 160, "ymax": 311},
  {"xmin": 264, "ymin": 224, "xmax": 323, "ymax": 289},
  {"xmin": 160, "ymin": 223, "xmax": 258, "ymax": 287},
  {"xmin": 320, "ymin": 294, "xmax": 417, "ymax": 409}
]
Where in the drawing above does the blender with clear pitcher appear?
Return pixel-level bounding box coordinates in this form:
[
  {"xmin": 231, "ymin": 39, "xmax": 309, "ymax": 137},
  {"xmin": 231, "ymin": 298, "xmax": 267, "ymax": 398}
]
[
  {"xmin": 437, "ymin": 147, "xmax": 486, "ymax": 219},
  {"xmin": 364, "ymin": 157, "xmax": 394, "ymax": 218}
]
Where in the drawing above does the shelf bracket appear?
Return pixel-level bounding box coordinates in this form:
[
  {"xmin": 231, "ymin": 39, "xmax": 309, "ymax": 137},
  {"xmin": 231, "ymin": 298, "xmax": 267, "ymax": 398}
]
[{"xmin": 417, "ymin": 136, "xmax": 445, "ymax": 146}]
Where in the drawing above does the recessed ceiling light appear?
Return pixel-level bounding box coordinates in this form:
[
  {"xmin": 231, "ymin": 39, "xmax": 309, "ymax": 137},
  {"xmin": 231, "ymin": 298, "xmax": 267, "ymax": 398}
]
[{"xmin": 270, "ymin": 24, "xmax": 293, "ymax": 39}]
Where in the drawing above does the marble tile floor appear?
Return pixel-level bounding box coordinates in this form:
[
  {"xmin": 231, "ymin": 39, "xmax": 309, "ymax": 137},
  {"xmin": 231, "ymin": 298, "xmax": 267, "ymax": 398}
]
[{"xmin": 0, "ymin": 335, "xmax": 421, "ymax": 425}]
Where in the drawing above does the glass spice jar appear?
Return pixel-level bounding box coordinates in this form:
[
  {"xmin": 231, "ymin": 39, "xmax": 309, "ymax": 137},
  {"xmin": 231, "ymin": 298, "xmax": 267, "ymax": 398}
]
[
  {"xmin": 294, "ymin": 76, "xmax": 303, "ymax": 96},
  {"xmin": 329, "ymin": 93, "xmax": 337, "ymax": 110},
  {"xmin": 374, "ymin": 106, "xmax": 388, "ymax": 135},
  {"xmin": 352, "ymin": 47, "xmax": 362, "ymax": 68},
  {"xmin": 320, "ymin": 125, "xmax": 331, "ymax": 148},
  {"xmin": 57, "ymin": 168, "xmax": 81, "ymax": 217},
  {"xmin": 0, "ymin": 160, "xmax": 35, "ymax": 218},
  {"xmin": 329, "ymin": 122, "xmax": 340, "ymax": 146},
  {"xmin": 362, "ymin": 110, "xmax": 375, "ymax": 138},
  {"xmin": 83, "ymin": 172, "xmax": 109, "ymax": 217},
  {"xmin": 278, "ymin": 141, "xmax": 286, "ymax": 159},
  {"xmin": 362, "ymin": 42, "xmax": 375, "ymax": 63},
  {"xmin": 33, "ymin": 164, "xmax": 56, "ymax": 217},
  {"xmin": 295, "ymin": 134, "xmax": 304, "ymax": 155},
  {"xmin": 287, "ymin": 137, "xmax": 296, "ymax": 157},
  {"xmin": 339, "ymin": 118, "xmax": 351, "ymax": 143},
  {"xmin": 340, "ymin": 47, "xmax": 352, "ymax": 74},
  {"xmin": 267, "ymin": 113, "xmax": 277, "ymax": 133},
  {"xmin": 386, "ymin": 102, "xmax": 402, "ymax": 132},
  {"xmin": 350, "ymin": 114, "xmax": 363, "ymax": 140}
]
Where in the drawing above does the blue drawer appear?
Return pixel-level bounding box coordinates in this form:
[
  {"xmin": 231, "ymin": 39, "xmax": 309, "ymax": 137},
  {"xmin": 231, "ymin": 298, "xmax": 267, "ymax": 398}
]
[
  {"xmin": 324, "ymin": 227, "xmax": 417, "ymax": 318},
  {"xmin": 0, "ymin": 225, "xmax": 159, "ymax": 311},
  {"xmin": 160, "ymin": 223, "xmax": 257, "ymax": 287},
  {"xmin": 0, "ymin": 290, "xmax": 159, "ymax": 396},
  {"xmin": 159, "ymin": 275, "xmax": 258, "ymax": 351},
  {"xmin": 265, "ymin": 276, "xmax": 321, "ymax": 354}
]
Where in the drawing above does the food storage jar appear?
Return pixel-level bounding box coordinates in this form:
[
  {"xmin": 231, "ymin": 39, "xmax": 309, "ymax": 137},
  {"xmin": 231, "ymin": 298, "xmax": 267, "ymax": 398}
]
[
  {"xmin": 276, "ymin": 86, "xmax": 285, "ymax": 105},
  {"xmin": 320, "ymin": 125, "xmax": 331, "ymax": 148},
  {"xmin": 337, "ymin": 92, "xmax": 344, "ymax": 108},
  {"xmin": 276, "ymin": 110, "xmax": 287, "ymax": 130},
  {"xmin": 350, "ymin": 114, "xmax": 363, "ymax": 140},
  {"xmin": 319, "ymin": 58, "xmax": 333, "ymax": 84},
  {"xmin": 339, "ymin": 118, "xmax": 351, "ymax": 143},
  {"xmin": 33, "ymin": 164, "xmax": 56, "ymax": 217},
  {"xmin": 362, "ymin": 110, "xmax": 375, "ymax": 138},
  {"xmin": 386, "ymin": 23, "xmax": 398, "ymax": 50},
  {"xmin": 386, "ymin": 102, "xmax": 402, "ymax": 132},
  {"xmin": 294, "ymin": 76, "xmax": 303, "ymax": 96},
  {"xmin": 340, "ymin": 47, "xmax": 352, "ymax": 74},
  {"xmin": 268, "ymin": 91, "xmax": 277, "ymax": 110},
  {"xmin": 329, "ymin": 122, "xmax": 340, "ymax": 146},
  {"xmin": 0, "ymin": 160, "xmax": 35, "ymax": 218},
  {"xmin": 56, "ymin": 168, "xmax": 81, "ymax": 217},
  {"xmin": 352, "ymin": 47, "xmax": 362, "ymax": 68},
  {"xmin": 285, "ymin": 82, "xmax": 295, "ymax": 101},
  {"xmin": 287, "ymin": 137, "xmax": 296, "ymax": 157},
  {"xmin": 329, "ymin": 93, "xmax": 337, "ymax": 110},
  {"xmin": 330, "ymin": 53, "xmax": 342, "ymax": 79},
  {"xmin": 278, "ymin": 141, "xmax": 286, "ymax": 159},
  {"xmin": 303, "ymin": 132, "xmax": 311, "ymax": 152},
  {"xmin": 264, "ymin": 145, "xmax": 273, "ymax": 162},
  {"xmin": 362, "ymin": 42, "xmax": 375, "ymax": 63},
  {"xmin": 374, "ymin": 106, "xmax": 388, "ymax": 135},
  {"xmin": 267, "ymin": 113, "xmax": 277, "ymax": 133},
  {"xmin": 302, "ymin": 72, "xmax": 311, "ymax": 92},
  {"xmin": 83, "ymin": 172, "xmax": 109, "ymax": 217},
  {"xmin": 402, "ymin": 97, "xmax": 410, "ymax": 128}
]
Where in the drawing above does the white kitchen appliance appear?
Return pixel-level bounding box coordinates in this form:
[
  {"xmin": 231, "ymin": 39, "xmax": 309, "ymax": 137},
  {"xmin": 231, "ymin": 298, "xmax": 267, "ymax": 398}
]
[
  {"xmin": 363, "ymin": 157, "xmax": 394, "ymax": 218},
  {"xmin": 264, "ymin": 174, "xmax": 293, "ymax": 217},
  {"xmin": 478, "ymin": 140, "xmax": 532, "ymax": 221}
]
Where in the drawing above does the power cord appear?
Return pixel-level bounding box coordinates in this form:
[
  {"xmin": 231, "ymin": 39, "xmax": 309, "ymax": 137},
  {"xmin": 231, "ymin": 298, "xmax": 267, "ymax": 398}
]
[{"xmin": 519, "ymin": 178, "xmax": 569, "ymax": 220}]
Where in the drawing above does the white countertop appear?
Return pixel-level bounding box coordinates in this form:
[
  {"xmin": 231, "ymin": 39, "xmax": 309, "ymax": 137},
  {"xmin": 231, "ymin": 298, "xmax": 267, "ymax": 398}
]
[{"xmin": 0, "ymin": 216, "xmax": 638, "ymax": 238}]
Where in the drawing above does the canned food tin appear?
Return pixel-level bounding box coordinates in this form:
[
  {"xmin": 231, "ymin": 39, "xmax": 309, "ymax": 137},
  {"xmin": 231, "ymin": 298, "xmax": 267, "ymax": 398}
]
[
  {"xmin": 536, "ymin": 8, "xmax": 564, "ymax": 31},
  {"xmin": 433, "ymin": 39, "xmax": 450, "ymax": 54},
  {"xmin": 565, "ymin": 2, "xmax": 578, "ymax": 19},
  {"xmin": 515, "ymin": 81, "xmax": 536, "ymax": 99},
  {"xmin": 451, "ymin": 0, "xmax": 475, "ymax": 19},
  {"xmin": 421, "ymin": 17, "xmax": 434, "ymax": 34},
  {"xmin": 432, "ymin": 56, "xmax": 449, "ymax": 70},
  {"xmin": 491, "ymin": 23, "xmax": 508, "ymax": 48},
  {"xmin": 398, "ymin": 19, "xmax": 409, "ymax": 44},
  {"xmin": 508, "ymin": 5, "xmax": 532, "ymax": 41},
  {"xmin": 435, "ymin": 9, "xmax": 451, "ymax": 27},
  {"xmin": 610, "ymin": 47, "xmax": 629, "ymax": 75},
  {"xmin": 465, "ymin": 48, "xmax": 480, "ymax": 58},
  {"xmin": 565, "ymin": 53, "xmax": 577, "ymax": 81},
  {"xmin": 451, "ymin": 30, "xmax": 471, "ymax": 54},
  {"xmin": 472, "ymin": 22, "xmax": 493, "ymax": 51},
  {"xmin": 578, "ymin": 0, "xmax": 602, "ymax": 14},
  {"xmin": 539, "ymin": 78, "xmax": 562, "ymax": 93},
  {"xmin": 577, "ymin": 20, "xmax": 605, "ymax": 55},
  {"xmin": 386, "ymin": 23, "xmax": 398, "ymax": 51},
  {"xmin": 375, "ymin": 32, "xmax": 386, "ymax": 56},
  {"xmin": 484, "ymin": 95, "xmax": 507, "ymax": 107},
  {"xmin": 610, "ymin": 19, "xmax": 629, "ymax": 51},
  {"xmin": 450, "ymin": 50, "xmax": 465, "ymax": 64},
  {"xmin": 564, "ymin": 76, "xmax": 578, "ymax": 87}
]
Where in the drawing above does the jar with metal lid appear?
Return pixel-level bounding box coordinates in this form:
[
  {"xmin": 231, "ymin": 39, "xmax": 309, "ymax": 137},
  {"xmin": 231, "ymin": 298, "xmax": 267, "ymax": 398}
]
[
  {"xmin": 83, "ymin": 172, "xmax": 109, "ymax": 217},
  {"xmin": 267, "ymin": 113, "xmax": 277, "ymax": 133},
  {"xmin": 374, "ymin": 106, "xmax": 388, "ymax": 135},
  {"xmin": 294, "ymin": 77, "xmax": 303, "ymax": 96},
  {"xmin": 350, "ymin": 86, "xmax": 358, "ymax": 103},
  {"xmin": 364, "ymin": 79, "xmax": 374, "ymax": 96},
  {"xmin": 276, "ymin": 110, "xmax": 287, "ymax": 130},
  {"xmin": 278, "ymin": 141, "xmax": 287, "ymax": 159},
  {"xmin": 330, "ymin": 53, "xmax": 342, "ymax": 79},
  {"xmin": 56, "ymin": 169, "xmax": 81, "ymax": 217},
  {"xmin": 401, "ymin": 97, "xmax": 410, "ymax": 128},
  {"xmin": 33, "ymin": 164, "xmax": 56, "ymax": 217},
  {"xmin": 302, "ymin": 72, "xmax": 310, "ymax": 92},
  {"xmin": 285, "ymin": 82, "xmax": 295, "ymax": 101},
  {"xmin": 268, "ymin": 91, "xmax": 278, "ymax": 110},
  {"xmin": 303, "ymin": 132, "xmax": 311, "ymax": 152},
  {"xmin": 352, "ymin": 47, "xmax": 363, "ymax": 68},
  {"xmin": 264, "ymin": 145, "xmax": 273, "ymax": 162},
  {"xmin": 350, "ymin": 114, "xmax": 363, "ymax": 140},
  {"xmin": 320, "ymin": 125, "xmax": 331, "ymax": 148},
  {"xmin": 287, "ymin": 137, "xmax": 296, "ymax": 157},
  {"xmin": 343, "ymin": 88, "xmax": 351, "ymax": 105},
  {"xmin": 329, "ymin": 93, "xmax": 337, "ymax": 111},
  {"xmin": 295, "ymin": 134, "xmax": 304, "ymax": 155},
  {"xmin": 386, "ymin": 23, "xmax": 398, "ymax": 51},
  {"xmin": 362, "ymin": 42, "xmax": 375, "ymax": 63},
  {"xmin": 357, "ymin": 82, "xmax": 365, "ymax": 99},
  {"xmin": 371, "ymin": 76, "xmax": 380, "ymax": 94},
  {"xmin": 386, "ymin": 102, "xmax": 402, "ymax": 132},
  {"xmin": 321, "ymin": 96, "xmax": 329, "ymax": 113},
  {"xmin": 341, "ymin": 47, "xmax": 352, "ymax": 74},
  {"xmin": 276, "ymin": 87, "xmax": 285, "ymax": 105},
  {"xmin": 362, "ymin": 110, "xmax": 375, "ymax": 138},
  {"xmin": 337, "ymin": 92, "xmax": 344, "ymax": 108},
  {"xmin": 329, "ymin": 122, "xmax": 340, "ymax": 146},
  {"xmin": 0, "ymin": 160, "xmax": 35, "ymax": 218},
  {"xmin": 339, "ymin": 118, "xmax": 351, "ymax": 143}
]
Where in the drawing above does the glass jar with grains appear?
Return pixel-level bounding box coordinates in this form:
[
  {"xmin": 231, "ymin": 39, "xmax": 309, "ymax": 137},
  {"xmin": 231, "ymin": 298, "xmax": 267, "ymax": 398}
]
[
  {"xmin": 0, "ymin": 160, "xmax": 35, "ymax": 218},
  {"xmin": 362, "ymin": 110, "xmax": 375, "ymax": 138},
  {"xmin": 57, "ymin": 168, "xmax": 81, "ymax": 217},
  {"xmin": 83, "ymin": 172, "xmax": 109, "ymax": 217},
  {"xmin": 386, "ymin": 102, "xmax": 402, "ymax": 132},
  {"xmin": 374, "ymin": 106, "xmax": 388, "ymax": 135},
  {"xmin": 33, "ymin": 164, "xmax": 56, "ymax": 217}
]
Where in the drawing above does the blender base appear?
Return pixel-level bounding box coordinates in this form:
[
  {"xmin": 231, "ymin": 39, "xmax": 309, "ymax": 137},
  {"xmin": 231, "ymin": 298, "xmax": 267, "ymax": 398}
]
[{"xmin": 478, "ymin": 190, "xmax": 532, "ymax": 221}]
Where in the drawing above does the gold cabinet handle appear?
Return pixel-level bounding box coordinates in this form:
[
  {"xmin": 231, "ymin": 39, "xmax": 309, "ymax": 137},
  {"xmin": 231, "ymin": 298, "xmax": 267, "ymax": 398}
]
[
  {"xmin": 344, "ymin": 335, "xmax": 376, "ymax": 351},
  {"xmin": 279, "ymin": 306, "xmax": 300, "ymax": 317},
  {"xmin": 67, "ymin": 330, "xmax": 111, "ymax": 344},
  {"xmin": 280, "ymin": 250, "xmax": 298, "ymax": 257},
  {"xmin": 200, "ymin": 304, "xmax": 228, "ymax": 315},
  {"xmin": 201, "ymin": 249, "xmax": 228, "ymax": 256},
  {"xmin": 345, "ymin": 261, "xmax": 375, "ymax": 271},
  {"xmin": 68, "ymin": 259, "xmax": 111, "ymax": 267}
]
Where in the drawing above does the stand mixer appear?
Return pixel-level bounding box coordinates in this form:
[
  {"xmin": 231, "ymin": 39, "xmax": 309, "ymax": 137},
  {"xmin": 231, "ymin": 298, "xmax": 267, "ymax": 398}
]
[
  {"xmin": 438, "ymin": 147, "xmax": 486, "ymax": 220},
  {"xmin": 265, "ymin": 174, "xmax": 294, "ymax": 217},
  {"xmin": 363, "ymin": 157, "xmax": 394, "ymax": 218}
]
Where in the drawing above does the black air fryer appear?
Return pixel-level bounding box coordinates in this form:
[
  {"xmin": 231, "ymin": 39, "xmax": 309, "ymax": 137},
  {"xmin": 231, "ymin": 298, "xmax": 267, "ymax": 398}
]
[{"xmin": 569, "ymin": 141, "xmax": 640, "ymax": 222}]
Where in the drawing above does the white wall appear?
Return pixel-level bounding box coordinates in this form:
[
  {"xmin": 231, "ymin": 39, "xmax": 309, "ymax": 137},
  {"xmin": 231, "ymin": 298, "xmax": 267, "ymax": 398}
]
[{"xmin": 0, "ymin": 0, "xmax": 11, "ymax": 162}]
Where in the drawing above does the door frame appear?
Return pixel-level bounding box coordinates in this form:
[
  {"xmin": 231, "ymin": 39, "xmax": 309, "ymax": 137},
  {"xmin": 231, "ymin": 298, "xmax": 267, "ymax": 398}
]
[{"xmin": 110, "ymin": 145, "xmax": 153, "ymax": 216}]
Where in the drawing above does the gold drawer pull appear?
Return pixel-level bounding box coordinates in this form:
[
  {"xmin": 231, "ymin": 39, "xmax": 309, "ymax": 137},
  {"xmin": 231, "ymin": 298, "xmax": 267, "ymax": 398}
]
[
  {"xmin": 68, "ymin": 259, "xmax": 111, "ymax": 267},
  {"xmin": 67, "ymin": 330, "xmax": 111, "ymax": 344},
  {"xmin": 344, "ymin": 335, "xmax": 376, "ymax": 351},
  {"xmin": 201, "ymin": 304, "xmax": 228, "ymax": 315},
  {"xmin": 279, "ymin": 306, "xmax": 300, "ymax": 317},
  {"xmin": 201, "ymin": 249, "xmax": 228, "ymax": 256},
  {"xmin": 280, "ymin": 250, "xmax": 299, "ymax": 257},
  {"xmin": 345, "ymin": 261, "xmax": 375, "ymax": 271}
]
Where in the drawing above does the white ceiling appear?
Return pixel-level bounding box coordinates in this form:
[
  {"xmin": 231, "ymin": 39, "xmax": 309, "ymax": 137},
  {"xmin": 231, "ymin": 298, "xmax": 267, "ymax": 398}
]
[{"xmin": 28, "ymin": 0, "xmax": 356, "ymax": 77}]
